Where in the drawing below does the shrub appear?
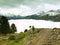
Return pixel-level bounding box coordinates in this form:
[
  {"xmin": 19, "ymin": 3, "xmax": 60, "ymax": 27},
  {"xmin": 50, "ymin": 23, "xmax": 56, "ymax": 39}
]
[
  {"xmin": 24, "ymin": 29, "xmax": 28, "ymax": 32},
  {"xmin": 8, "ymin": 35, "xmax": 16, "ymax": 40},
  {"xmin": 18, "ymin": 32, "xmax": 25, "ymax": 40}
]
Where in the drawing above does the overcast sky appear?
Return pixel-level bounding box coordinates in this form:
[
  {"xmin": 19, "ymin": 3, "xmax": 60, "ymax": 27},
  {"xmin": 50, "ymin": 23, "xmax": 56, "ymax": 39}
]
[{"xmin": 0, "ymin": 0, "xmax": 60, "ymax": 16}]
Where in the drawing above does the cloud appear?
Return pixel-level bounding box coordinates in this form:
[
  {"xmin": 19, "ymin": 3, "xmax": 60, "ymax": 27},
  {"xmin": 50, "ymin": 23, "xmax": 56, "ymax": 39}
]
[
  {"xmin": 0, "ymin": 0, "xmax": 60, "ymax": 7},
  {"xmin": 0, "ymin": 4, "xmax": 60, "ymax": 16},
  {"xmin": 0, "ymin": 5, "xmax": 34, "ymax": 16},
  {"xmin": 44, "ymin": 4, "xmax": 60, "ymax": 11},
  {"xmin": 34, "ymin": 3, "xmax": 60, "ymax": 12}
]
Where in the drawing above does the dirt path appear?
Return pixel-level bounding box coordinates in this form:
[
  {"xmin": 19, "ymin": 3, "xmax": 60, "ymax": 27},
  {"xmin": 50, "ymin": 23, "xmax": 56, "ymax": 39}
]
[
  {"xmin": 25, "ymin": 29, "xmax": 52, "ymax": 45},
  {"xmin": 35, "ymin": 29, "xmax": 52, "ymax": 45}
]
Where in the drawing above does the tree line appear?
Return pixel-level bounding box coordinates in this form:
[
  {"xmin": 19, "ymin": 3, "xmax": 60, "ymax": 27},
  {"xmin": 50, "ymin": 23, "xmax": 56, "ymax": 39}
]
[{"xmin": 0, "ymin": 16, "xmax": 17, "ymax": 35}]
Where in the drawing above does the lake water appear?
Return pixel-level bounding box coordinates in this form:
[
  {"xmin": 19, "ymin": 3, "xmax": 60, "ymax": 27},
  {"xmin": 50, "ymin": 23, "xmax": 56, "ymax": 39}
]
[{"xmin": 9, "ymin": 19, "xmax": 60, "ymax": 33}]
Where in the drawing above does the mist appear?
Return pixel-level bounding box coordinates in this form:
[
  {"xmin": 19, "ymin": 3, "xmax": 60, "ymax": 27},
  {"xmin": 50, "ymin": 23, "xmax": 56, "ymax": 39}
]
[{"xmin": 0, "ymin": 0, "xmax": 60, "ymax": 16}]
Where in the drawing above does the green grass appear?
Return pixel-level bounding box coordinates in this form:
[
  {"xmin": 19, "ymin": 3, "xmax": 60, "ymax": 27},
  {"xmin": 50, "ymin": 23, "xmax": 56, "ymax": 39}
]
[
  {"xmin": 8, "ymin": 32, "xmax": 29, "ymax": 45},
  {"xmin": 0, "ymin": 32, "xmax": 28, "ymax": 45}
]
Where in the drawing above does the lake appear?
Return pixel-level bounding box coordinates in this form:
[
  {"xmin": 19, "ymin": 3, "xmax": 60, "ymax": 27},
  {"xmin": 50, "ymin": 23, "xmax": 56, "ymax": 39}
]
[{"xmin": 9, "ymin": 19, "xmax": 60, "ymax": 33}]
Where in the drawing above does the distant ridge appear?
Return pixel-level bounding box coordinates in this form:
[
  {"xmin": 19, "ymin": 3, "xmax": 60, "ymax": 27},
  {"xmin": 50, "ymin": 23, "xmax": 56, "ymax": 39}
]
[{"xmin": 0, "ymin": 9, "xmax": 60, "ymax": 21}]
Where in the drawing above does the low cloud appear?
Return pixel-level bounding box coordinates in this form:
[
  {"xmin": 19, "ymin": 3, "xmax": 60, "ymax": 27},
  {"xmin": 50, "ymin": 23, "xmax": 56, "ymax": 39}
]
[{"xmin": 0, "ymin": 4, "xmax": 60, "ymax": 16}]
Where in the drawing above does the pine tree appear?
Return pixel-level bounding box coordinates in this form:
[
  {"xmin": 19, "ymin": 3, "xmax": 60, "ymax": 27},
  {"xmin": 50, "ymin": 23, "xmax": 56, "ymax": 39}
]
[
  {"xmin": 11, "ymin": 23, "xmax": 17, "ymax": 33},
  {"xmin": 0, "ymin": 20, "xmax": 1, "ymax": 34},
  {"xmin": 0, "ymin": 16, "xmax": 11, "ymax": 35}
]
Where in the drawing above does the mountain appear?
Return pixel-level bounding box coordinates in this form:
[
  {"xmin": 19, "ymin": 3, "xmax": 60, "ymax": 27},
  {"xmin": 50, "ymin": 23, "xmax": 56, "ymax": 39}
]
[
  {"xmin": 0, "ymin": 9, "xmax": 60, "ymax": 21},
  {"xmin": 0, "ymin": 15, "xmax": 24, "ymax": 20},
  {"xmin": 46, "ymin": 9, "xmax": 60, "ymax": 16},
  {"xmin": 24, "ymin": 10, "xmax": 60, "ymax": 21}
]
